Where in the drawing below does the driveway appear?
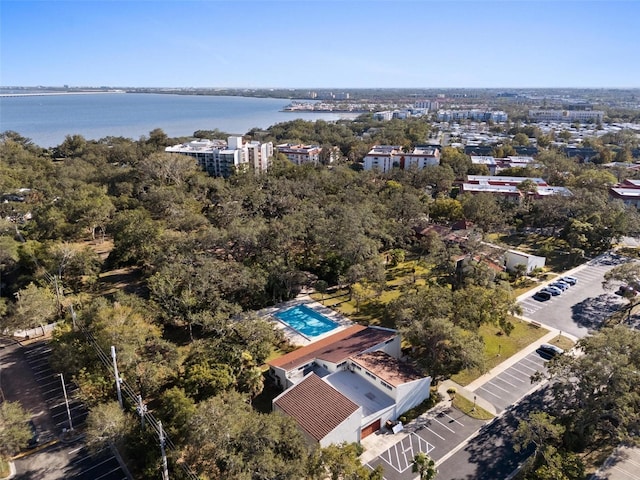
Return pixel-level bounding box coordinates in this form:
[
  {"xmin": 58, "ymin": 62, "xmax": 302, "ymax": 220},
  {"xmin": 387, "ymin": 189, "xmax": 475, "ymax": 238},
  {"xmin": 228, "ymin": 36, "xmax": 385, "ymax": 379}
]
[
  {"xmin": 472, "ymin": 351, "xmax": 548, "ymax": 413},
  {"xmin": 518, "ymin": 252, "xmax": 631, "ymax": 338},
  {"xmin": 366, "ymin": 406, "xmax": 486, "ymax": 480}
]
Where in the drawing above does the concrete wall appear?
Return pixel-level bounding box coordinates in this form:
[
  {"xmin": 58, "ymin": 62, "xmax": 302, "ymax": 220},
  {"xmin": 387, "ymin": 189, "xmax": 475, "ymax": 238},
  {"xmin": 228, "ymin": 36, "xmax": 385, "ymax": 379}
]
[
  {"xmin": 394, "ymin": 377, "xmax": 432, "ymax": 418},
  {"xmin": 319, "ymin": 406, "xmax": 363, "ymax": 447}
]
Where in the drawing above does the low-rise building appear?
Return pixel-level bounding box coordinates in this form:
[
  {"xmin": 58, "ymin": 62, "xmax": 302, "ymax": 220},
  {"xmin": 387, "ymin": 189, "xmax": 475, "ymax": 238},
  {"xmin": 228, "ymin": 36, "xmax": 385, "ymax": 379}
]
[
  {"xmin": 609, "ymin": 179, "xmax": 640, "ymax": 208},
  {"xmin": 529, "ymin": 109, "xmax": 605, "ymax": 123},
  {"xmin": 461, "ymin": 176, "xmax": 572, "ymax": 201},
  {"xmin": 166, "ymin": 136, "xmax": 273, "ymax": 178},
  {"xmin": 363, "ymin": 145, "xmax": 440, "ymax": 173},
  {"xmin": 270, "ymin": 325, "xmax": 431, "ymax": 445},
  {"xmin": 276, "ymin": 143, "xmax": 323, "ymax": 166}
]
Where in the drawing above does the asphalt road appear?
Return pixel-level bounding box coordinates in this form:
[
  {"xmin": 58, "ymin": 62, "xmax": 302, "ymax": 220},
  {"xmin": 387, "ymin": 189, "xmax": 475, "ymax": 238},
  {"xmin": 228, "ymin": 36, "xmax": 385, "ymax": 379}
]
[
  {"xmin": 0, "ymin": 338, "xmax": 129, "ymax": 480},
  {"xmin": 436, "ymin": 387, "xmax": 552, "ymax": 480},
  {"xmin": 518, "ymin": 252, "xmax": 631, "ymax": 338}
]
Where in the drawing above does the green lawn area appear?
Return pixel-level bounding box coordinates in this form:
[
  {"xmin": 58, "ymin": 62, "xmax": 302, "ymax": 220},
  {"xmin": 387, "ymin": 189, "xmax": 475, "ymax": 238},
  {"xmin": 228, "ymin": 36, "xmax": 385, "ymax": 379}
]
[
  {"xmin": 491, "ymin": 232, "xmax": 576, "ymax": 273},
  {"xmin": 451, "ymin": 319, "xmax": 548, "ymax": 386},
  {"xmin": 452, "ymin": 394, "xmax": 494, "ymax": 420}
]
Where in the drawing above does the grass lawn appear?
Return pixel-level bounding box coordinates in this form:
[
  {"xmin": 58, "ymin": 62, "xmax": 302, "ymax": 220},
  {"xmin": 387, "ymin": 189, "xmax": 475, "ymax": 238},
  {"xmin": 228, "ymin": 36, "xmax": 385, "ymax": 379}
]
[
  {"xmin": 451, "ymin": 319, "xmax": 548, "ymax": 386},
  {"xmin": 452, "ymin": 395, "xmax": 494, "ymax": 420},
  {"xmin": 494, "ymin": 232, "xmax": 576, "ymax": 273},
  {"xmin": 310, "ymin": 258, "xmax": 434, "ymax": 328},
  {"xmin": 0, "ymin": 459, "xmax": 9, "ymax": 479}
]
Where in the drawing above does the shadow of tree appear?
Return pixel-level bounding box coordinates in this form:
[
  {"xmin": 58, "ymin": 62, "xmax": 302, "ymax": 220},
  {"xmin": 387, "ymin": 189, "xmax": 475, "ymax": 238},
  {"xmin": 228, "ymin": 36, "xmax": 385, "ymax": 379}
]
[
  {"xmin": 571, "ymin": 294, "xmax": 624, "ymax": 331},
  {"xmin": 442, "ymin": 388, "xmax": 551, "ymax": 480}
]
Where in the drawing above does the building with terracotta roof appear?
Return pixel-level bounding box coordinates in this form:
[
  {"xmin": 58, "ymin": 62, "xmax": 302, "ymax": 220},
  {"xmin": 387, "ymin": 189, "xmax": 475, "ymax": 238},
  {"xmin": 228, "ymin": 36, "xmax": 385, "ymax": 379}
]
[
  {"xmin": 273, "ymin": 374, "xmax": 362, "ymax": 447},
  {"xmin": 269, "ymin": 325, "xmax": 432, "ymax": 443},
  {"xmin": 610, "ymin": 179, "xmax": 640, "ymax": 208},
  {"xmin": 276, "ymin": 143, "xmax": 323, "ymax": 166}
]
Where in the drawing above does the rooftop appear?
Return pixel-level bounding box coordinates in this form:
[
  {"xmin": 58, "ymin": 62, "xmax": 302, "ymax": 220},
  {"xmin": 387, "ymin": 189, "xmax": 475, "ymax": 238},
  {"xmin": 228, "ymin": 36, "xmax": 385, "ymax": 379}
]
[
  {"xmin": 324, "ymin": 370, "xmax": 394, "ymax": 418},
  {"xmin": 351, "ymin": 351, "xmax": 423, "ymax": 387},
  {"xmin": 269, "ymin": 325, "xmax": 397, "ymax": 372},
  {"xmin": 274, "ymin": 373, "xmax": 360, "ymax": 442}
]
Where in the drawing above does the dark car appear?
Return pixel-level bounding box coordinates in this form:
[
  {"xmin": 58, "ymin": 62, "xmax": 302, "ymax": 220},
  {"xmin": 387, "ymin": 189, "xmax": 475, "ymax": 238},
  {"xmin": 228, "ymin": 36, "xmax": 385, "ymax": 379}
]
[
  {"xmin": 538, "ymin": 343, "xmax": 564, "ymax": 358},
  {"xmin": 27, "ymin": 420, "xmax": 40, "ymax": 448},
  {"xmin": 533, "ymin": 291, "xmax": 552, "ymax": 301}
]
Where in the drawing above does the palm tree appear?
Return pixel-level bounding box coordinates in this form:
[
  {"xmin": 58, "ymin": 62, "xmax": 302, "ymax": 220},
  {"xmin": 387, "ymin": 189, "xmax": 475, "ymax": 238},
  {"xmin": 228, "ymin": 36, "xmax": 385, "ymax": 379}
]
[{"xmin": 412, "ymin": 452, "xmax": 437, "ymax": 480}]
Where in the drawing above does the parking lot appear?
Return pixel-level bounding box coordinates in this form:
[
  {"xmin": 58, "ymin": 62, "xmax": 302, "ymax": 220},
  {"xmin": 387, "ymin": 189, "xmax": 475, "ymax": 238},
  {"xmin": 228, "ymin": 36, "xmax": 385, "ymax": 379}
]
[
  {"xmin": 366, "ymin": 407, "xmax": 486, "ymax": 480},
  {"xmin": 1, "ymin": 339, "xmax": 130, "ymax": 480},
  {"xmin": 518, "ymin": 252, "xmax": 631, "ymax": 338},
  {"xmin": 472, "ymin": 351, "xmax": 548, "ymax": 413}
]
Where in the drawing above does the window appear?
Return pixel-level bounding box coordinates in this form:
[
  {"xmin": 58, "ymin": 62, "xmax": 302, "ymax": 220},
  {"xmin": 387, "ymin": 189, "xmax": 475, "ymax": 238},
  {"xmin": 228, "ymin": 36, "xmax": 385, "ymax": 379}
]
[
  {"xmin": 380, "ymin": 381, "xmax": 393, "ymax": 390},
  {"xmin": 365, "ymin": 371, "xmax": 376, "ymax": 379},
  {"xmin": 352, "ymin": 363, "xmax": 362, "ymax": 371}
]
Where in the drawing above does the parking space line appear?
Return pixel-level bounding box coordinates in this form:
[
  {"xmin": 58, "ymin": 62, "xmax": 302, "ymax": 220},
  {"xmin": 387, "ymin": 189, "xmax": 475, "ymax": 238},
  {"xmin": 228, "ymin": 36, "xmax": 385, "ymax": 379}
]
[
  {"xmin": 444, "ymin": 412, "xmax": 464, "ymax": 426},
  {"xmin": 71, "ymin": 455, "xmax": 114, "ymax": 475},
  {"xmin": 493, "ymin": 376, "xmax": 519, "ymax": 388},
  {"xmin": 484, "ymin": 380, "xmax": 511, "ymax": 393},
  {"xmin": 510, "ymin": 366, "xmax": 535, "ymax": 378},
  {"xmin": 93, "ymin": 465, "xmax": 125, "ymax": 480},
  {"xmin": 424, "ymin": 426, "xmax": 446, "ymax": 441},
  {"xmin": 476, "ymin": 386, "xmax": 502, "ymax": 399},
  {"xmin": 502, "ymin": 370, "xmax": 526, "ymax": 383},
  {"xmin": 432, "ymin": 417, "xmax": 455, "ymax": 433}
]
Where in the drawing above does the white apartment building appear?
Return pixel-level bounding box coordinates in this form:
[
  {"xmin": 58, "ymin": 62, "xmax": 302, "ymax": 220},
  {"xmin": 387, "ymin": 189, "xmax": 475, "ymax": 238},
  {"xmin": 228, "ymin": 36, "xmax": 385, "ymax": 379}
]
[
  {"xmin": 436, "ymin": 110, "xmax": 508, "ymax": 122},
  {"xmin": 363, "ymin": 145, "xmax": 440, "ymax": 173},
  {"xmin": 528, "ymin": 110, "xmax": 605, "ymax": 123},
  {"xmin": 276, "ymin": 143, "xmax": 322, "ymax": 166},
  {"xmin": 165, "ymin": 136, "xmax": 273, "ymax": 178}
]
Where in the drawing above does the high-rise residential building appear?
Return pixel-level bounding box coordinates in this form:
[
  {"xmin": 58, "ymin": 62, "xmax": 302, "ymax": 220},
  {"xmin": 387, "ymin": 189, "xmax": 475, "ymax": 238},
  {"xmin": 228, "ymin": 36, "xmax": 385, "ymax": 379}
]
[
  {"xmin": 276, "ymin": 143, "xmax": 323, "ymax": 166},
  {"xmin": 165, "ymin": 136, "xmax": 273, "ymax": 178},
  {"xmin": 363, "ymin": 145, "xmax": 440, "ymax": 173}
]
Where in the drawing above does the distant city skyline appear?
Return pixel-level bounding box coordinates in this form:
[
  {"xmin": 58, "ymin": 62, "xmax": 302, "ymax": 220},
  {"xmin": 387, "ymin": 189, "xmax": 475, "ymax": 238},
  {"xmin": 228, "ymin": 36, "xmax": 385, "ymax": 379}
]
[{"xmin": 1, "ymin": 1, "xmax": 639, "ymax": 89}]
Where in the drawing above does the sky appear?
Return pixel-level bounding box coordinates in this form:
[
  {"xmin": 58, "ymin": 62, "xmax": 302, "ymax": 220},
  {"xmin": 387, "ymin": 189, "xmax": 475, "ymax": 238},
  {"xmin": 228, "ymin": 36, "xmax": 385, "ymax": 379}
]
[{"xmin": 1, "ymin": 0, "xmax": 639, "ymax": 89}]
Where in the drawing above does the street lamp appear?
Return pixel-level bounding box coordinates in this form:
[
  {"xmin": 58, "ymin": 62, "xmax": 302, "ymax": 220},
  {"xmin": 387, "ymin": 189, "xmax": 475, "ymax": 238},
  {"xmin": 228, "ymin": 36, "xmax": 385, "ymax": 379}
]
[
  {"xmin": 473, "ymin": 395, "xmax": 477, "ymax": 412},
  {"xmin": 58, "ymin": 373, "xmax": 74, "ymax": 432}
]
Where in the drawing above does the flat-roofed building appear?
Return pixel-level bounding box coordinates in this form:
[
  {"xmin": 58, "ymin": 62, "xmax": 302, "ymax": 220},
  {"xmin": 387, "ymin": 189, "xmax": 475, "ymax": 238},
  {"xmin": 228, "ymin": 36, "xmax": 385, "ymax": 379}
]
[
  {"xmin": 276, "ymin": 143, "xmax": 322, "ymax": 166},
  {"xmin": 363, "ymin": 145, "xmax": 440, "ymax": 173},
  {"xmin": 166, "ymin": 136, "xmax": 273, "ymax": 177},
  {"xmin": 529, "ymin": 110, "xmax": 605, "ymax": 123},
  {"xmin": 609, "ymin": 179, "xmax": 640, "ymax": 208}
]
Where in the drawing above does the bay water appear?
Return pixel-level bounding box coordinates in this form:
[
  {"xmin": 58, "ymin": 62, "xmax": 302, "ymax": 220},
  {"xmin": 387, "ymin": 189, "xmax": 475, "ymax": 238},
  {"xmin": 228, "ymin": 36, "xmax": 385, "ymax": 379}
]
[{"xmin": 0, "ymin": 93, "xmax": 358, "ymax": 148}]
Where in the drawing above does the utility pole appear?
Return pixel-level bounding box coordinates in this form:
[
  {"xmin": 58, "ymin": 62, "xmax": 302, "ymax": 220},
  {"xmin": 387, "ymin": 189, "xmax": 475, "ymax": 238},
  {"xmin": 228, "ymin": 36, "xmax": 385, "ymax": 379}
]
[
  {"xmin": 136, "ymin": 395, "xmax": 147, "ymax": 428},
  {"xmin": 111, "ymin": 346, "xmax": 123, "ymax": 409},
  {"xmin": 159, "ymin": 421, "xmax": 169, "ymax": 480},
  {"xmin": 59, "ymin": 373, "xmax": 74, "ymax": 432}
]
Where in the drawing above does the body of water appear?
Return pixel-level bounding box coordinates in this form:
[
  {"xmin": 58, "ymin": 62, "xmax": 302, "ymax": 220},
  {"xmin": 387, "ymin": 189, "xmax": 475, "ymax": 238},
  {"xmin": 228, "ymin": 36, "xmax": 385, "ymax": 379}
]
[{"xmin": 0, "ymin": 93, "xmax": 359, "ymax": 147}]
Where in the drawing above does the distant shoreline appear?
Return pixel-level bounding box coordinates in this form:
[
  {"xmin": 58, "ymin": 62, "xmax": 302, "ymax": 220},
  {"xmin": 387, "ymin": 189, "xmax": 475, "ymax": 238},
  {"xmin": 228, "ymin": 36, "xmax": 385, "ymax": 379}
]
[{"xmin": 0, "ymin": 91, "xmax": 126, "ymax": 98}]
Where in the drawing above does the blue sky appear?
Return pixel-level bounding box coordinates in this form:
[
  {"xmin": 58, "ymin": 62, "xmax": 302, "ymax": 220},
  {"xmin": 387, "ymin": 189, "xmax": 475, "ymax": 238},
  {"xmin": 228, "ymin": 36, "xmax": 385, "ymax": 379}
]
[{"xmin": 1, "ymin": 0, "xmax": 638, "ymax": 88}]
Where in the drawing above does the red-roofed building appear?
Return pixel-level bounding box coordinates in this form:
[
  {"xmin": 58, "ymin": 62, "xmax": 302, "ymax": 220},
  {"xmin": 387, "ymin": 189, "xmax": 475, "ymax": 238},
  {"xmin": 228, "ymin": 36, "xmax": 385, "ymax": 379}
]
[
  {"xmin": 273, "ymin": 374, "xmax": 362, "ymax": 446},
  {"xmin": 269, "ymin": 326, "xmax": 432, "ymax": 444}
]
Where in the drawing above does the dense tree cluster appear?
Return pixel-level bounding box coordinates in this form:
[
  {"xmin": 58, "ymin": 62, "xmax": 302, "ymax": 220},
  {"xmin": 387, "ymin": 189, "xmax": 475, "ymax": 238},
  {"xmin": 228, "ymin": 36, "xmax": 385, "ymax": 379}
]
[{"xmin": 2, "ymin": 119, "xmax": 640, "ymax": 478}]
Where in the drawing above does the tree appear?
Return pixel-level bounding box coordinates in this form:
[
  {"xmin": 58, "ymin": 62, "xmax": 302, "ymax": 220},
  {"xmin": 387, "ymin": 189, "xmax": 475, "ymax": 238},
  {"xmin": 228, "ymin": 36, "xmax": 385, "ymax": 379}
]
[
  {"xmin": 8, "ymin": 282, "xmax": 58, "ymax": 331},
  {"xmin": 0, "ymin": 401, "xmax": 31, "ymax": 460},
  {"xmin": 412, "ymin": 452, "xmax": 437, "ymax": 480},
  {"xmin": 308, "ymin": 442, "xmax": 383, "ymax": 480},
  {"xmin": 85, "ymin": 401, "xmax": 132, "ymax": 451},
  {"xmin": 513, "ymin": 412, "xmax": 564, "ymax": 463},
  {"xmin": 602, "ymin": 261, "xmax": 640, "ymax": 321},
  {"xmin": 402, "ymin": 317, "xmax": 485, "ymax": 383},
  {"xmin": 542, "ymin": 326, "xmax": 640, "ymax": 451}
]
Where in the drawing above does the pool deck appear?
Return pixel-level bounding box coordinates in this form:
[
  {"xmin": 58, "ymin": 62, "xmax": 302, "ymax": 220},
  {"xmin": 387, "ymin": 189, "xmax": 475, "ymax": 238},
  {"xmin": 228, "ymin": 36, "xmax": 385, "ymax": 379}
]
[{"xmin": 257, "ymin": 295, "xmax": 353, "ymax": 347}]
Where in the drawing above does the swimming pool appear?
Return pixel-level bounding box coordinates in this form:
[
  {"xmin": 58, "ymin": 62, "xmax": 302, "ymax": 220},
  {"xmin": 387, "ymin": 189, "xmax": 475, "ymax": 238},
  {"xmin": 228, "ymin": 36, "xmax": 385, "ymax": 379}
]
[{"xmin": 274, "ymin": 304, "xmax": 339, "ymax": 338}]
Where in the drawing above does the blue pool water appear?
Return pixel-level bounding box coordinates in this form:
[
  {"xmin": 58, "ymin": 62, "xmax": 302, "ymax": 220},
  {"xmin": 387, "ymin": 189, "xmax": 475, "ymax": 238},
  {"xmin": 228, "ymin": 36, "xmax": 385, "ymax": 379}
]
[{"xmin": 274, "ymin": 305, "xmax": 339, "ymax": 338}]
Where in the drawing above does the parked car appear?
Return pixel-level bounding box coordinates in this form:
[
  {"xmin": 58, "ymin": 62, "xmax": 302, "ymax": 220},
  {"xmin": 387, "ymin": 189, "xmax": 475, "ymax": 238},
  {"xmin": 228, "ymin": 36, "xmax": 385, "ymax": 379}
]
[
  {"xmin": 542, "ymin": 286, "xmax": 562, "ymax": 296},
  {"xmin": 561, "ymin": 276, "xmax": 578, "ymax": 285},
  {"xmin": 27, "ymin": 420, "xmax": 40, "ymax": 448},
  {"xmin": 538, "ymin": 343, "xmax": 564, "ymax": 357},
  {"xmin": 551, "ymin": 281, "xmax": 570, "ymax": 291},
  {"xmin": 533, "ymin": 291, "xmax": 552, "ymax": 301}
]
